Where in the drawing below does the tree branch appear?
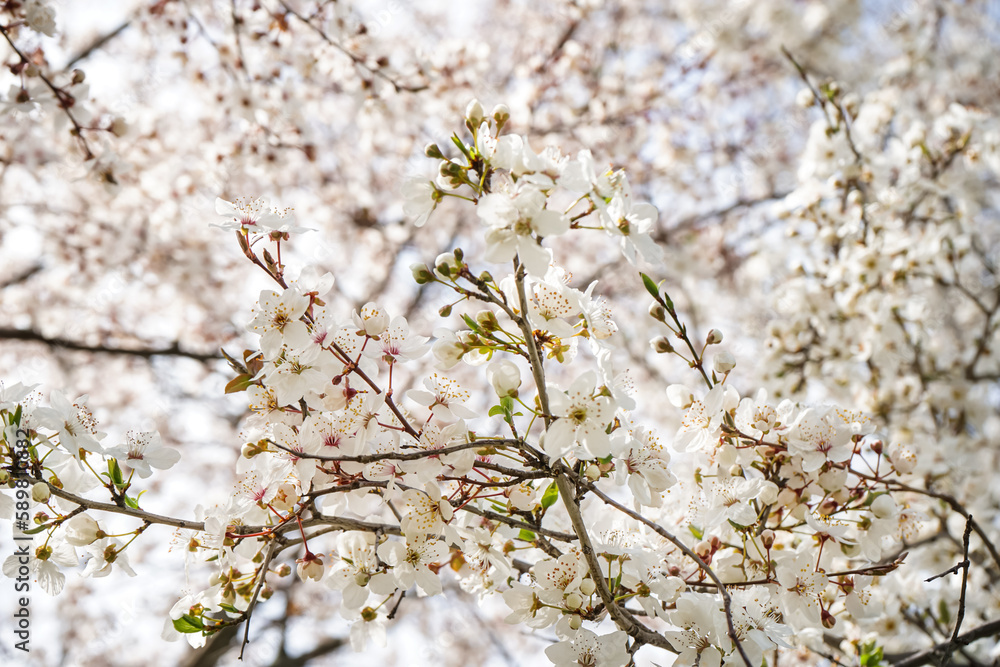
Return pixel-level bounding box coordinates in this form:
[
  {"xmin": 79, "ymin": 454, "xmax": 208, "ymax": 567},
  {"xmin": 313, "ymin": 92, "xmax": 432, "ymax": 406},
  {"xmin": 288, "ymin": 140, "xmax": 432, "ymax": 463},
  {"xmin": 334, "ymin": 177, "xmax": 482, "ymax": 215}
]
[{"xmin": 0, "ymin": 327, "xmax": 224, "ymax": 362}]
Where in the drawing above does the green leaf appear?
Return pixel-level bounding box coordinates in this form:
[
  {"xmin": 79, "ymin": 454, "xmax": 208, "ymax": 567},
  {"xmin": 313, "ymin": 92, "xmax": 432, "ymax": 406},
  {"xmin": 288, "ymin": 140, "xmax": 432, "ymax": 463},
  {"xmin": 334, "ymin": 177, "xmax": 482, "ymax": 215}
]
[
  {"xmin": 123, "ymin": 494, "xmax": 140, "ymax": 509},
  {"xmin": 859, "ymin": 640, "xmax": 883, "ymax": 667},
  {"xmin": 172, "ymin": 614, "xmax": 205, "ymax": 634},
  {"xmin": 640, "ymin": 273, "xmax": 660, "ymax": 300},
  {"xmin": 518, "ymin": 529, "xmax": 536, "ymax": 542},
  {"xmin": 488, "ymin": 405, "xmax": 505, "ymax": 417},
  {"xmin": 225, "ymin": 374, "xmax": 254, "ymax": 394},
  {"xmin": 108, "ymin": 459, "xmax": 124, "ymax": 488},
  {"xmin": 23, "ymin": 523, "xmax": 52, "ymax": 535},
  {"xmin": 938, "ymin": 598, "xmax": 951, "ymax": 626},
  {"xmin": 218, "ymin": 603, "xmax": 241, "ymax": 615},
  {"xmin": 540, "ymin": 482, "xmax": 559, "ymax": 509},
  {"xmin": 688, "ymin": 524, "xmax": 704, "ymax": 540},
  {"xmin": 462, "ymin": 313, "xmax": 483, "ymax": 334},
  {"xmin": 451, "ymin": 134, "xmax": 472, "ymax": 161},
  {"xmin": 12, "ymin": 404, "xmax": 23, "ymax": 426}
]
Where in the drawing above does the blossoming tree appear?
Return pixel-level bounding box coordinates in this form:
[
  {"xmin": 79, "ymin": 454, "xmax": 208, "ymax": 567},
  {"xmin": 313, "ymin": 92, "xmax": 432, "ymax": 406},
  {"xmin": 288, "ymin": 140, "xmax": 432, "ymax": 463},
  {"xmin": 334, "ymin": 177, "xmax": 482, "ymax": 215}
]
[{"xmin": 2, "ymin": 1, "xmax": 999, "ymax": 666}]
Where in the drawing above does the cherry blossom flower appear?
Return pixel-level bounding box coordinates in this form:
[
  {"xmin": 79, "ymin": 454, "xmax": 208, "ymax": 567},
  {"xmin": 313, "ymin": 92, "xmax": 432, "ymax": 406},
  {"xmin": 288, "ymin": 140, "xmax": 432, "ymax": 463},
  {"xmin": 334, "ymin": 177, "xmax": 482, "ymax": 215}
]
[
  {"xmin": 401, "ymin": 177, "xmax": 438, "ymax": 227},
  {"xmin": 262, "ymin": 344, "xmax": 337, "ymax": 407},
  {"xmin": 477, "ymin": 183, "xmax": 569, "ymax": 275},
  {"xmin": 503, "ymin": 580, "xmax": 561, "ymax": 628},
  {"xmin": 362, "ymin": 315, "xmax": 428, "ymax": 366},
  {"xmin": 106, "ymin": 430, "xmax": 180, "ymax": 479},
  {"xmin": 544, "ymin": 371, "xmax": 615, "ymax": 459},
  {"xmin": 672, "ymin": 384, "xmax": 738, "ymax": 452},
  {"xmin": 665, "ymin": 593, "xmax": 730, "ymax": 667},
  {"xmin": 214, "ymin": 196, "xmax": 302, "ymax": 233},
  {"xmin": 774, "ymin": 550, "xmax": 828, "ymax": 626},
  {"xmin": 615, "ymin": 427, "xmax": 676, "ymax": 507},
  {"xmin": 33, "ymin": 391, "xmax": 105, "ymax": 457},
  {"xmin": 544, "ymin": 629, "xmax": 629, "ymax": 667},
  {"xmin": 2, "ymin": 540, "xmax": 76, "ymax": 595},
  {"xmin": 376, "ymin": 535, "xmax": 448, "ymax": 596},
  {"xmin": 595, "ymin": 180, "xmax": 664, "ymax": 266},
  {"xmin": 81, "ymin": 537, "xmax": 137, "ymax": 578},
  {"xmin": 249, "ymin": 288, "xmax": 311, "ymax": 359},
  {"xmin": 399, "ymin": 485, "xmax": 454, "ymax": 539},
  {"xmin": 326, "ymin": 532, "xmax": 395, "ymax": 610}
]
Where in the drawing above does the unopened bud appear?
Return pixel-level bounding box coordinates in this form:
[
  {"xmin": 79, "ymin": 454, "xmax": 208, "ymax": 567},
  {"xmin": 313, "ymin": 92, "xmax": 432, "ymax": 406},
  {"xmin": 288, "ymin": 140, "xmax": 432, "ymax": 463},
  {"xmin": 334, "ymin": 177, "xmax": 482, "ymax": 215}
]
[
  {"xmin": 564, "ymin": 592, "xmax": 583, "ymax": 610},
  {"xmin": 821, "ymin": 608, "xmax": 837, "ymax": 629},
  {"xmin": 466, "ymin": 99, "xmax": 485, "ymax": 125},
  {"xmin": 760, "ymin": 529, "xmax": 775, "ymax": 550},
  {"xmin": 31, "ymin": 482, "xmax": 50, "ymax": 503},
  {"xmin": 475, "ymin": 310, "xmax": 499, "ymax": 332},
  {"xmin": 71, "ymin": 69, "xmax": 86, "ymax": 85},
  {"xmin": 706, "ymin": 329, "xmax": 723, "ymax": 344},
  {"xmin": 424, "ymin": 142, "xmax": 444, "ymax": 159},
  {"xmin": 492, "ymin": 104, "xmax": 510, "ymax": 127},
  {"xmin": 584, "ymin": 464, "xmax": 601, "ymax": 481},
  {"xmin": 580, "ymin": 578, "xmax": 596, "ymax": 596},
  {"xmin": 648, "ymin": 302, "xmax": 667, "ymax": 322},
  {"xmin": 568, "ymin": 614, "xmax": 583, "ymax": 630},
  {"xmin": 713, "ymin": 351, "xmax": 736, "ymax": 374},
  {"xmin": 410, "ymin": 262, "xmax": 434, "ymax": 284},
  {"xmin": 818, "ymin": 498, "xmax": 838, "ymax": 516},
  {"xmin": 651, "ymin": 336, "xmax": 673, "ymax": 354}
]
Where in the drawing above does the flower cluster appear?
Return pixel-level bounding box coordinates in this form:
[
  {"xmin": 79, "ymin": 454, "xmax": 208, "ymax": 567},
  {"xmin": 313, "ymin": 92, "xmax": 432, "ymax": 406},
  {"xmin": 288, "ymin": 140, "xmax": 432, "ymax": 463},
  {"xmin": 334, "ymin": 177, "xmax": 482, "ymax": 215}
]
[{"xmin": 0, "ymin": 102, "xmax": 963, "ymax": 667}]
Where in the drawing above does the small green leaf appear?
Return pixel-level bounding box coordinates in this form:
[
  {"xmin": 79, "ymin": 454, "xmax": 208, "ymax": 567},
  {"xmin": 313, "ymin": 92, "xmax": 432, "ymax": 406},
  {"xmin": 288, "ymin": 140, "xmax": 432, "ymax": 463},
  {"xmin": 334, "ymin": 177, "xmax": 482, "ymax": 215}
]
[
  {"xmin": 23, "ymin": 523, "xmax": 52, "ymax": 535},
  {"xmin": 12, "ymin": 404, "xmax": 23, "ymax": 426},
  {"xmin": 859, "ymin": 640, "xmax": 883, "ymax": 667},
  {"xmin": 540, "ymin": 482, "xmax": 559, "ymax": 509},
  {"xmin": 462, "ymin": 313, "xmax": 483, "ymax": 334},
  {"xmin": 451, "ymin": 134, "xmax": 472, "ymax": 161},
  {"xmin": 488, "ymin": 405, "xmax": 505, "ymax": 417},
  {"xmin": 518, "ymin": 529, "xmax": 536, "ymax": 542},
  {"xmin": 108, "ymin": 459, "xmax": 124, "ymax": 488},
  {"xmin": 225, "ymin": 374, "xmax": 254, "ymax": 395},
  {"xmin": 218, "ymin": 603, "xmax": 241, "ymax": 615},
  {"xmin": 640, "ymin": 273, "xmax": 659, "ymax": 300},
  {"xmin": 688, "ymin": 524, "xmax": 704, "ymax": 540},
  {"xmin": 172, "ymin": 614, "xmax": 205, "ymax": 634},
  {"xmin": 938, "ymin": 598, "xmax": 951, "ymax": 626},
  {"xmin": 123, "ymin": 494, "xmax": 140, "ymax": 509}
]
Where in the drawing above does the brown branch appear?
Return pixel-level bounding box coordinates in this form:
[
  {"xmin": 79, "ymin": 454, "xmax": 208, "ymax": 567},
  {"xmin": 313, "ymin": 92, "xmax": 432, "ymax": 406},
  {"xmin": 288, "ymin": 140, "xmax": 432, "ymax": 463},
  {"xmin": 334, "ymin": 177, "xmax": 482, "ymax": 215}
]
[
  {"xmin": 0, "ymin": 22, "xmax": 95, "ymax": 160},
  {"xmin": 276, "ymin": 1, "xmax": 427, "ymax": 93},
  {"xmin": 63, "ymin": 19, "xmax": 131, "ymax": 70},
  {"xmin": 889, "ymin": 618, "xmax": 1000, "ymax": 667},
  {"xmin": 585, "ymin": 482, "xmax": 753, "ymax": 667},
  {"xmin": 267, "ymin": 437, "xmax": 517, "ymax": 463},
  {"xmin": 0, "ymin": 327, "xmax": 224, "ymax": 362}
]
